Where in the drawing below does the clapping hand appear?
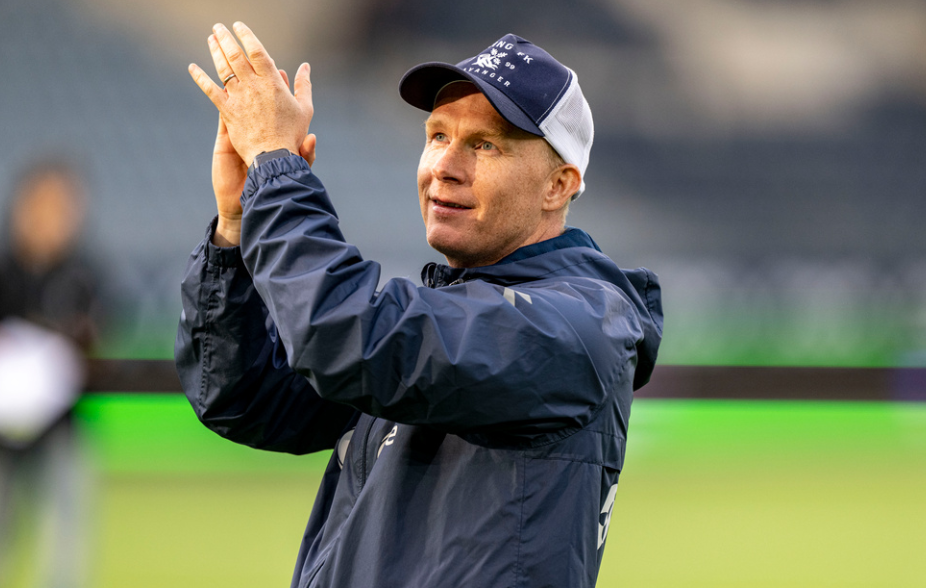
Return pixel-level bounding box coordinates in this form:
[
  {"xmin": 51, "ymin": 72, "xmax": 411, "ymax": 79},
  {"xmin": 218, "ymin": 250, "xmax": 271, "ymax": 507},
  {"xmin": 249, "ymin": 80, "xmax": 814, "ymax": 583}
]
[{"xmin": 188, "ymin": 22, "xmax": 317, "ymax": 246}]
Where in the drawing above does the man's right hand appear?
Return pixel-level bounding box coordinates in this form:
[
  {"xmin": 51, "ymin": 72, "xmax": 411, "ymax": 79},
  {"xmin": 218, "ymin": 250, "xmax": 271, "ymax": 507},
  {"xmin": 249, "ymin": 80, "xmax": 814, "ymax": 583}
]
[{"xmin": 211, "ymin": 114, "xmax": 246, "ymax": 247}]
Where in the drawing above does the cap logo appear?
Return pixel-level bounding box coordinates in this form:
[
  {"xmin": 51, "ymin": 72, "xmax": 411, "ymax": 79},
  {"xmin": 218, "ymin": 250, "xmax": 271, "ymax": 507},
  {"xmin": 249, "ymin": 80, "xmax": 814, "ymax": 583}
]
[
  {"xmin": 467, "ymin": 41, "xmax": 532, "ymax": 88},
  {"xmin": 472, "ymin": 46, "xmax": 508, "ymax": 71}
]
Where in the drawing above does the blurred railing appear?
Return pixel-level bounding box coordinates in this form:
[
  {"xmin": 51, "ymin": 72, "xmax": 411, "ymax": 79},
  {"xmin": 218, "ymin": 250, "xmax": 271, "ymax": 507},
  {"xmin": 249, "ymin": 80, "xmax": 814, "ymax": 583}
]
[{"xmin": 84, "ymin": 360, "xmax": 926, "ymax": 401}]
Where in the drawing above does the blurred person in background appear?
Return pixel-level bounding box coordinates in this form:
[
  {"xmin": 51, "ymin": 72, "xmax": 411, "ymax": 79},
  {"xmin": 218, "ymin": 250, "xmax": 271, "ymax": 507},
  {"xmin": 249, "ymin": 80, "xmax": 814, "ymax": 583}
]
[{"xmin": 0, "ymin": 158, "xmax": 103, "ymax": 588}]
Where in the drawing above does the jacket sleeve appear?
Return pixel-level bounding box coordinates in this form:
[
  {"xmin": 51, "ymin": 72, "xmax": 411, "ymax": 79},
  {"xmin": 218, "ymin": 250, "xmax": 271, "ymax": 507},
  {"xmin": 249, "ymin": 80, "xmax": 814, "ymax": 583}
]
[
  {"xmin": 174, "ymin": 219, "xmax": 357, "ymax": 455},
  {"xmin": 238, "ymin": 157, "xmax": 644, "ymax": 442}
]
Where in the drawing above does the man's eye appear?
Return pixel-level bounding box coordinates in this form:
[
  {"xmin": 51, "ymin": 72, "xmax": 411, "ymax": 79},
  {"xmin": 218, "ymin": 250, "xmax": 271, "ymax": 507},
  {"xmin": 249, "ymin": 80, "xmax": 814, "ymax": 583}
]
[
  {"xmin": 433, "ymin": 132, "xmax": 447, "ymax": 142},
  {"xmin": 479, "ymin": 142, "xmax": 496, "ymax": 151}
]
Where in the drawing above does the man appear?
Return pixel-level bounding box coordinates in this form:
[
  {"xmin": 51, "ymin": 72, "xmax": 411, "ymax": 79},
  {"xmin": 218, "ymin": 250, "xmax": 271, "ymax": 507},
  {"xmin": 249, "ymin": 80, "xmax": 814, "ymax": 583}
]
[{"xmin": 176, "ymin": 23, "xmax": 662, "ymax": 588}]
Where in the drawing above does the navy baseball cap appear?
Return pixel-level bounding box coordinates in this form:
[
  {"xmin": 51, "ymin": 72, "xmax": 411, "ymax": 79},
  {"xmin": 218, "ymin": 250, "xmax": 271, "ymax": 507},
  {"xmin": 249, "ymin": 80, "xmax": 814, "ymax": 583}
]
[{"xmin": 399, "ymin": 34, "xmax": 594, "ymax": 196}]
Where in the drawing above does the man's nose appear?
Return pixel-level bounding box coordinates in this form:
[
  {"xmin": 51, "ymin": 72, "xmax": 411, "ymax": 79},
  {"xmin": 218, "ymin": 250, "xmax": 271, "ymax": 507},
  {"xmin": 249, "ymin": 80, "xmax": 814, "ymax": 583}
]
[{"xmin": 431, "ymin": 142, "xmax": 468, "ymax": 184}]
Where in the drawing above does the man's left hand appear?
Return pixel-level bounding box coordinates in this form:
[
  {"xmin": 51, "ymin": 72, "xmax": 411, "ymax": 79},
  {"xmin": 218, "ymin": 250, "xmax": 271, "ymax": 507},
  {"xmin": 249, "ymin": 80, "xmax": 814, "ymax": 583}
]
[{"xmin": 188, "ymin": 22, "xmax": 314, "ymax": 167}]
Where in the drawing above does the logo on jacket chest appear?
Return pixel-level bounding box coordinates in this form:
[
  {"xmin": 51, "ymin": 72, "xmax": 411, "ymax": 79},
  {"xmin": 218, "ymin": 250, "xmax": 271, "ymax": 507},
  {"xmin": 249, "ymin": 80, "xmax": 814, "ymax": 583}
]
[{"xmin": 377, "ymin": 425, "xmax": 398, "ymax": 458}]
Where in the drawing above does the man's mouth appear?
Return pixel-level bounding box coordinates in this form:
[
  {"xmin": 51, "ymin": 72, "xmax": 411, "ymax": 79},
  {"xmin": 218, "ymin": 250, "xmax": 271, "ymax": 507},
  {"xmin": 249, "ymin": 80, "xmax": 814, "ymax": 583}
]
[{"xmin": 433, "ymin": 199, "xmax": 471, "ymax": 210}]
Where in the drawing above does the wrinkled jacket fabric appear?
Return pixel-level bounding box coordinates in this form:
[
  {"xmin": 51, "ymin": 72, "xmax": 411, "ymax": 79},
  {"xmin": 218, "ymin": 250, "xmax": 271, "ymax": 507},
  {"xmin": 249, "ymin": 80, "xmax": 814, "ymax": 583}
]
[{"xmin": 175, "ymin": 155, "xmax": 663, "ymax": 588}]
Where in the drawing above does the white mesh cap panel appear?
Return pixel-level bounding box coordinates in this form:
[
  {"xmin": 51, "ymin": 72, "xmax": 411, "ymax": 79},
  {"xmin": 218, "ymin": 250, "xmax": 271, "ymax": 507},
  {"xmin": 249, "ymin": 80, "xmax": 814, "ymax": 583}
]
[{"xmin": 538, "ymin": 69, "xmax": 594, "ymax": 197}]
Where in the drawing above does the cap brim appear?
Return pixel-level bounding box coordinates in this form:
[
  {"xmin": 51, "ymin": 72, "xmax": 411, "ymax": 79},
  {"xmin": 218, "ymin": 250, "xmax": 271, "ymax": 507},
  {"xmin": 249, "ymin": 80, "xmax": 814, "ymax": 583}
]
[{"xmin": 399, "ymin": 62, "xmax": 543, "ymax": 136}]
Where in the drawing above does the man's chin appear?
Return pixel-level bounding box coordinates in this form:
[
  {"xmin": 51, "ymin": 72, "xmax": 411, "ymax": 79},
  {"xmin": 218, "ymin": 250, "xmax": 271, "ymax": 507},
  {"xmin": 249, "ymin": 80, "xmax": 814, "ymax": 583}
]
[
  {"xmin": 427, "ymin": 239, "xmax": 460, "ymax": 260},
  {"xmin": 426, "ymin": 233, "xmax": 475, "ymax": 268}
]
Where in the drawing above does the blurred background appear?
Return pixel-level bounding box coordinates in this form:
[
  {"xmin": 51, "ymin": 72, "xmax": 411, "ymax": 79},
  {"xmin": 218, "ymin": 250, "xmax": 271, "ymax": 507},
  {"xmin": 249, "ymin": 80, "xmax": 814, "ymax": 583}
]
[{"xmin": 0, "ymin": 0, "xmax": 924, "ymax": 586}]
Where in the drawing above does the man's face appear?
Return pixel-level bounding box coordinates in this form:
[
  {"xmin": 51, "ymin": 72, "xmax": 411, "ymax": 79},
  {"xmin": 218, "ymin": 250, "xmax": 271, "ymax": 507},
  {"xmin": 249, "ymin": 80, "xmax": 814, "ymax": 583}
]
[{"xmin": 417, "ymin": 83, "xmax": 561, "ymax": 268}]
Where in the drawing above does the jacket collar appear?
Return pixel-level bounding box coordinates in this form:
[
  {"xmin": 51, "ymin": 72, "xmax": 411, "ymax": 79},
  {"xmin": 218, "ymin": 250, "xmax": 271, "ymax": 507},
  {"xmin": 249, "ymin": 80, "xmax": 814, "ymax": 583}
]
[{"xmin": 421, "ymin": 227, "xmax": 602, "ymax": 288}]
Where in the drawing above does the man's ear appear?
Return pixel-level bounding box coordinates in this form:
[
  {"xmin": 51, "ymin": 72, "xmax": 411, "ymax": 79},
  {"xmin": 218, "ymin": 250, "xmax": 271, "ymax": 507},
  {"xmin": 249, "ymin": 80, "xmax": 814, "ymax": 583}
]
[{"xmin": 542, "ymin": 164, "xmax": 582, "ymax": 212}]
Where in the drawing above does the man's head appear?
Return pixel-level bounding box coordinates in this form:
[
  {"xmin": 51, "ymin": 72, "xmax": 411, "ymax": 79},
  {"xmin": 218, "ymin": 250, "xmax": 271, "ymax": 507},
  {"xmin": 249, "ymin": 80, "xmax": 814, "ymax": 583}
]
[{"xmin": 399, "ymin": 34, "xmax": 594, "ymax": 268}]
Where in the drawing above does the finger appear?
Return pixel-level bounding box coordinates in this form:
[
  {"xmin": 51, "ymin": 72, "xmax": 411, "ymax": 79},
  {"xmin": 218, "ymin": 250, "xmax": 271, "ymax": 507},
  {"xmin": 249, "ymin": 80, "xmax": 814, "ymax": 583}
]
[
  {"xmin": 299, "ymin": 134, "xmax": 317, "ymax": 167},
  {"xmin": 215, "ymin": 114, "xmax": 242, "ymax": 160},
  {"xmin": 207, "ymin": 34, "xmax": 236, "ymax": 87},
  {"xmin": 279, "ymin": 68, "xmax": 290, "ymax": 91},
  {"xmin": 232, "ymin": 21, "xmax": 276, "ymax": 77},
  {"xmin": 293, "ymin": 62, "xmax": 314, "ymax": 117},
  {"xmin": 213, "ymin": 23, "xmax": 254, "ymax": 78},
  {"xmin": 188, "ymin": 62, "xmax": 226, "ymax": 110}
]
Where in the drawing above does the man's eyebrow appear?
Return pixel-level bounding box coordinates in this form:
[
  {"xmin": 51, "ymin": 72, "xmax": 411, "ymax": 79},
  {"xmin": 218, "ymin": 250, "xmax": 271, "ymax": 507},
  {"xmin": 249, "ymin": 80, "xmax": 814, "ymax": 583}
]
[{"xmin": 424, "ymin": 115, "xmax": 517, "ymax": 141}]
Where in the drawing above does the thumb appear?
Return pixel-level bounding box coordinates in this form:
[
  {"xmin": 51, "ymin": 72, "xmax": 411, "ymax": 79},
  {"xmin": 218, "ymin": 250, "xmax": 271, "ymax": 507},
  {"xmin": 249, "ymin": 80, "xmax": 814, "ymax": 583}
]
[
  {"xmin": 214, "ymin": 114, "xmax": 235, "ymax": 154},
  {"xmin": 299, "ymin": 133, "xmax": 317, "ymax": 167},
  {"xmin": 216, "ymin": 113, "xmax": 229, "ymax": 137},
  {"xmin": 294, "ymin": 62, "xmax": 314, "ymax": 118}
]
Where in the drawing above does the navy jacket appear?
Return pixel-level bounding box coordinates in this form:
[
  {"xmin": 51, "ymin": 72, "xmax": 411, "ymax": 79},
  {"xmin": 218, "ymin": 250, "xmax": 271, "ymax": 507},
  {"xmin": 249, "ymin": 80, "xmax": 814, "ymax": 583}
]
[{"xmin": 175, "ymin": 155, "xmax": 663, "ymax": 587}]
